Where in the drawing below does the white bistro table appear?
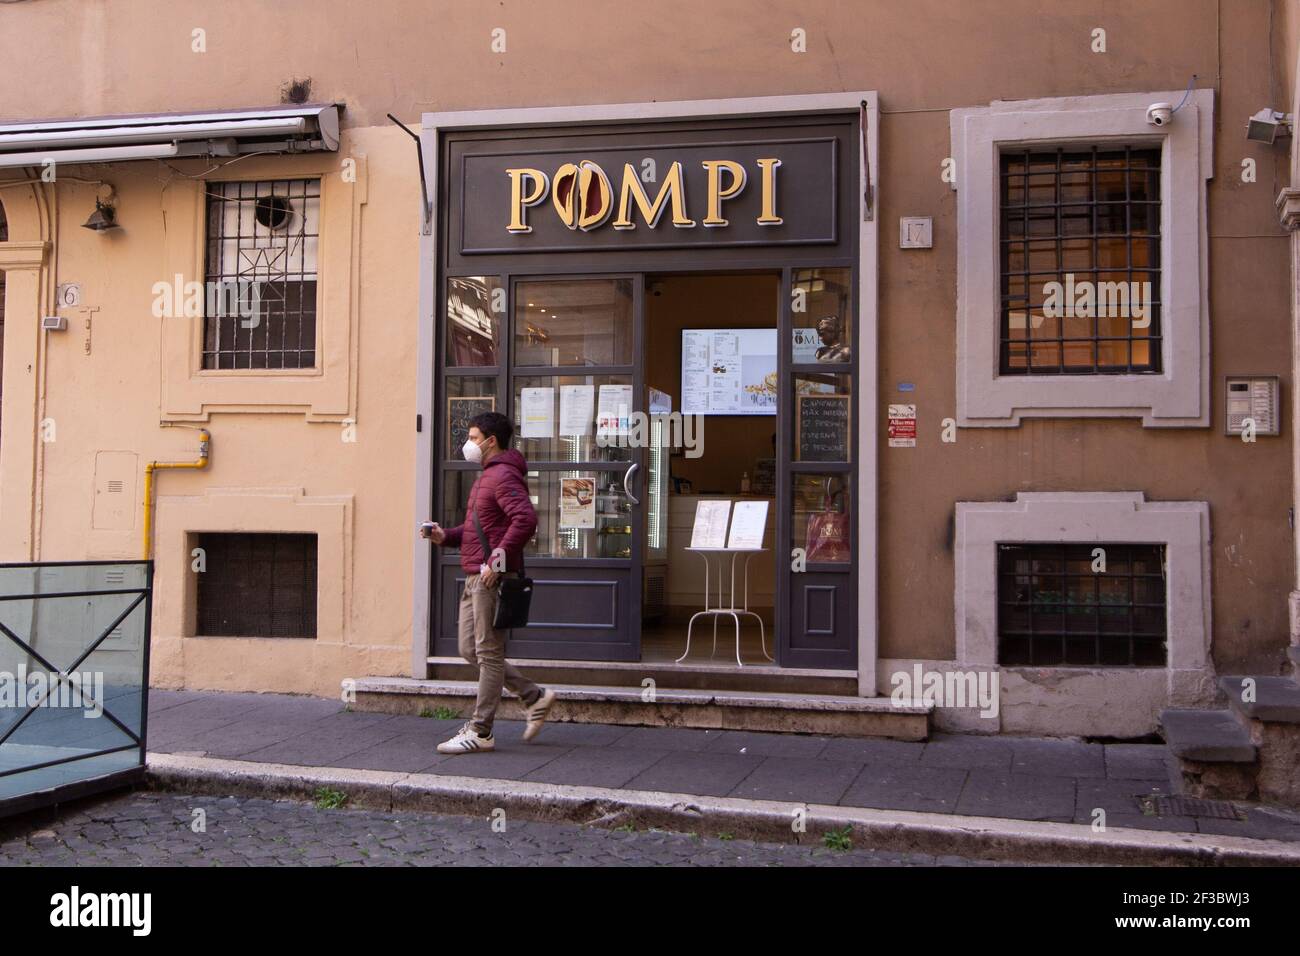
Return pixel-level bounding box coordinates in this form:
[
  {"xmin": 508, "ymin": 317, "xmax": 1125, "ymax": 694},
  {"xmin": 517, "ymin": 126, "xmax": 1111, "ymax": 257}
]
[{"xmin": 678, "ymin": 547, "xmax": 772, "ymax": 667}]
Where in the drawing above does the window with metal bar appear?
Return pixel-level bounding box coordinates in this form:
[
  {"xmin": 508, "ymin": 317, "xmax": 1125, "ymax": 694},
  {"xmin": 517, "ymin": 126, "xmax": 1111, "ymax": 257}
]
[
  {"xmin": 195, "ymin": 532, "xmax": 317, "ymax": 637},
  {"xmin": 202, "ymin": 179, "xmax": 320, "ymax": 369},
  {"xmin": 997, "ymin": 543, "xmax": 1166, "ymax": 666},
  {"xmin": 1000, "ymin": 147, "xmax": 1161, "ymax": 374}
]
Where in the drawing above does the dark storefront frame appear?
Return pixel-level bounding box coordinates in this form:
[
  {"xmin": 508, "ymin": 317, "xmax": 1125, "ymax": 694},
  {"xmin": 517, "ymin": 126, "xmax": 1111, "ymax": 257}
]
[{"xmin": 415, "ymin": 94, "xmax": 880, "ymax": 690}]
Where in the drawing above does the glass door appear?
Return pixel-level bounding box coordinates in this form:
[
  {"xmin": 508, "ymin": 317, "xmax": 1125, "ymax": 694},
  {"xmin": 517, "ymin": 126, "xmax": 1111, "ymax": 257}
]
[
  {"xmin": 778, "ymin": 266, "xmax": 858, "ymax": 669},
  {"xmin": 505, "ymin": 275, "xmax": 644, "ymax": 661}
]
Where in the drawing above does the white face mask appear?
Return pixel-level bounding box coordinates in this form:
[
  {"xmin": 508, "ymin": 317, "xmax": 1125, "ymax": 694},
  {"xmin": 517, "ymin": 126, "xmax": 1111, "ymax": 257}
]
[{"xmin": 463, "ymin": 437, "xmax": 483, "ymax": 464}]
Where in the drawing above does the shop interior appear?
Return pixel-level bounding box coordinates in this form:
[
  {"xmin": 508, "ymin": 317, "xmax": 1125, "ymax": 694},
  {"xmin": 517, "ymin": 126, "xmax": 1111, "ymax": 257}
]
[
  {"xmin": 640, "ymin": 272, "xmax": 779, "ymax": 665},
  {"xmin": 448, "ymin": 267, "xmax": 852, "ymax": 667}
]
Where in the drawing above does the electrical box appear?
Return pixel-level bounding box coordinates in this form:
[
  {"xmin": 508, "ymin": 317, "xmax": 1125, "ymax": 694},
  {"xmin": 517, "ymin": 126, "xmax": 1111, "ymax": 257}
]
[
  {"xmin": 1225, "ymin": 375, "xmax": 1280, "ymax": 436},
  {"xmin": 41, "ymin": 315, "xmax": 67, "ymax": 331}
]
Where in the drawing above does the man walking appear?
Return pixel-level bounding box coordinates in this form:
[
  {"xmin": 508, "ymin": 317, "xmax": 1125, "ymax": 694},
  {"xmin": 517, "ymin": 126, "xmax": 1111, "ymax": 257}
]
[{"xmin": 420, "ymin": 411, "xmax": 556, "ymax": 753}]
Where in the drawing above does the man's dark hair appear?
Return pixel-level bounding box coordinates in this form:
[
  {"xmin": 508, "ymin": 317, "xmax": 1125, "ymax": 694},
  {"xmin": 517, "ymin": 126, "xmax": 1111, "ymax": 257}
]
[{"xmin": 469, "ymin": 410, "xmax": 513, "ymax": 448}]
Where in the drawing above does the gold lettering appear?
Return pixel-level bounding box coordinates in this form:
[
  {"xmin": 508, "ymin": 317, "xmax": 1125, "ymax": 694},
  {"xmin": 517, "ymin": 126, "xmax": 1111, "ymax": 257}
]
[
  {"xmin": 506, "ymin": 167, "xmax": 549, "ymax": 233},
  {"xmin": 552, "ymin": 162, "xmax": 614, "ymax": 230},
  {"xmin": 613, "ymin": 161, "xmax": 695, "ymax": 230},
  {"xmin": 701, "ymin": 160, "xmax": 746, "ymax": 227},
  {"xmin": 756, "ymin": 158, "xmax": 782, "ymax": 225}
]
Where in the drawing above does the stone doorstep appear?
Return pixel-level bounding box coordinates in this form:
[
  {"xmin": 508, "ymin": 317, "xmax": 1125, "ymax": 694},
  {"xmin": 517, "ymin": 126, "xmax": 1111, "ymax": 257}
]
[
  {"xmin": 350, "ymin": 678, "xmax": 930, "ymax": 741},
  {"xmin": 1160, "ymin": 709, "xmax": 1257, "ymax": 763},
  {"xmin": 1220, "ymin": 676, "xmax": 1300, "ymax": 725},
  {"xmin": 143, "ymin": 753, "xmax": 1300, "ymax": 866}
]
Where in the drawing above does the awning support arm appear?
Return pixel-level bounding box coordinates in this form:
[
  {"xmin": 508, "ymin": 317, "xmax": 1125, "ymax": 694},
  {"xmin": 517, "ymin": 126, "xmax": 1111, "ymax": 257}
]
[
  {"xmin": 860, "ymin": 100, "xmax": 874, "ymax": 222},
  {"xmin": 388, "ymin": 113, "xmax": 433, "ymax": 236}
]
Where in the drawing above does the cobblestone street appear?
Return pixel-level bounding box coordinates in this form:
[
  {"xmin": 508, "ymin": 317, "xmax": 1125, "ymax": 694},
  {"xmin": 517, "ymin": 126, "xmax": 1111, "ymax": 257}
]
[{"xmin": 0, "ymin": 790, "xmax": 1005, "ymax": 867}]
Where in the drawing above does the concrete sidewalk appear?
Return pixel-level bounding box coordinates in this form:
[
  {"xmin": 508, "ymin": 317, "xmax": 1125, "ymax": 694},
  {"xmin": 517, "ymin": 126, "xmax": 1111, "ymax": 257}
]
[{"xmin": 143, "ymin": 689, "xmax": 1300, "ymax": 847}]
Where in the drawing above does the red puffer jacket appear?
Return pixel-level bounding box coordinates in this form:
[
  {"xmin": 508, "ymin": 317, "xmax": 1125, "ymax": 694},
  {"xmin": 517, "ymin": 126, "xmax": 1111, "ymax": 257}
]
[{"xmin": 441, "ymin": 449, "xmax": 537, "ymax": 573}]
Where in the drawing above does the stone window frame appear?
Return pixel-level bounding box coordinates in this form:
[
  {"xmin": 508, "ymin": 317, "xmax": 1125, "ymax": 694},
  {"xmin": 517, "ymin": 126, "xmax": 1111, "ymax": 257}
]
[
  {"xmin": 160, "ymin": 153, "xmax": 366, "ymax": 422},
  {"xmin": 954, "ymin": 492, "xmax": 1213, "ymax": 707},
  {"xmin": 950, "ymin": 90, "xmax": 1214, "ymax": 427}
]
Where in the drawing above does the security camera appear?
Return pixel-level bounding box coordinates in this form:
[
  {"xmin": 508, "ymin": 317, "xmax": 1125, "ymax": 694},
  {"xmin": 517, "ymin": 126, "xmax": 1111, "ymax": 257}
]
[
  {"xmin": 1246, "ymin": 108, "xmax": 1294, "ymax": 145},
  {"xmin": 1146, "ymin": 103, "xmax": 1173, "ymax": 127}
]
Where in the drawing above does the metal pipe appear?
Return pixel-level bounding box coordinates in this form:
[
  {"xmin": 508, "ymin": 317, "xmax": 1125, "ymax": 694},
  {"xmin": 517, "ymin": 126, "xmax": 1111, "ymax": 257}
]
[{"xmin": 142, "ymin": 429, "xmax": 210, "ymax": 559}]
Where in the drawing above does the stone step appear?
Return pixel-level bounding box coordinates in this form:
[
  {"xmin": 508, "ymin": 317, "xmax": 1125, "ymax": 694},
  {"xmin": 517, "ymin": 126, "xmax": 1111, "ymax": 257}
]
[
  {"xmin": 1219, "ymin": 675, "xmax": 1300, "ymax": 724},
  {"xmin": 350, "ymin": 677, "xmax": 930, "ymax": 740},
  {"xmin": 1159, "ymin": 708, "xmax": 1257, "ymax": 763},
  {"xmin": 427, "ymin": 656, "xmax": 860, "ymax": 696}
]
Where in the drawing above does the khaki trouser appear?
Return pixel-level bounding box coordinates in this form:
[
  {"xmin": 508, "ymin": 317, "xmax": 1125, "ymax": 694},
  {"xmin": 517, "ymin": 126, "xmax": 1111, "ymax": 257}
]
[{"xmin": 457, "ymin": 572, "xmax": 541, "ymax": 736}]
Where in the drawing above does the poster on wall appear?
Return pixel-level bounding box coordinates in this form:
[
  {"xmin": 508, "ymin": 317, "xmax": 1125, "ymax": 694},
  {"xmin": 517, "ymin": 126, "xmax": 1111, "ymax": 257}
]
[
  {"xmin": 681, "ymin": 329, "xmax": 777, "ymax": 415},
  {"xmin": 559, "ymin": 477, "xmax": 596, "ymax": 529},
  {"xmin": 559, "ymin": 384, "xmax": 595, "ymax": 436},
  {"xmin": 520, "ymin": 387, "xmax": 555, "ymax": 438},
  {"xmin": 888, "ymin": 404, "xmax": 917, "ymax": 448}
]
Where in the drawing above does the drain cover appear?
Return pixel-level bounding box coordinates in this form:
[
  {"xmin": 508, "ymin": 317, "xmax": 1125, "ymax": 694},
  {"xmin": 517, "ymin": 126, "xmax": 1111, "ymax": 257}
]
[{"xmin": 1136, "ymin": 794, "xmax": 1246, "ymax": 820}]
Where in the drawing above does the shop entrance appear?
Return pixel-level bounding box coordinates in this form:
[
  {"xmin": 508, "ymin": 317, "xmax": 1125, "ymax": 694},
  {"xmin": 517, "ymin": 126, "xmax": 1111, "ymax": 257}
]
[
  {"xmin": 434, "ymin": 267, "xmax": 857, "ymax": 669},
  {"xmin": 423, "ymin": 100, "xmax": 876, "ymax": 678}
]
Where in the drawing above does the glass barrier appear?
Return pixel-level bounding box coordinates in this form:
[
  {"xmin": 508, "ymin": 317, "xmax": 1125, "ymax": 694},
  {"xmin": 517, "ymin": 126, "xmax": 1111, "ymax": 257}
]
[{"xmin": 0, "ymin": 562, "xmax": 152, "ymax": 809}]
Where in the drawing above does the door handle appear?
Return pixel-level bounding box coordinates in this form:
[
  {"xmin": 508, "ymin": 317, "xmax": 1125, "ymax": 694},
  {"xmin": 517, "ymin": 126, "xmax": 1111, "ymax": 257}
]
[{"xmin": 624, "ymin": 461, "xmax": 640, "ymax": 506}]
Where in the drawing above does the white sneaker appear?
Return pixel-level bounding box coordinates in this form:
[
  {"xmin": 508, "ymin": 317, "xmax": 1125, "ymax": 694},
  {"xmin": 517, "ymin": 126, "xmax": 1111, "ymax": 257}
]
[
  {"xmin": 522, "ymin": 688, "xmax": 557, "ymax": 742},
  {"xmin": 437, "ymin": 722, "xmax": 495, "ymax": 754}
]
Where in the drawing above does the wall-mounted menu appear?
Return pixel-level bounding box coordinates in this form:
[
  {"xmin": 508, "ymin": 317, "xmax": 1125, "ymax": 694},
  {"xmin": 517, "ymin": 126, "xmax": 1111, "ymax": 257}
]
[
  {"xmin": 681, "ymin": 329, "xmax": 777, "ymax": 416},
  {"xmin": 797, "ymin": 394, "xmax": 850, "ymax": 461}
]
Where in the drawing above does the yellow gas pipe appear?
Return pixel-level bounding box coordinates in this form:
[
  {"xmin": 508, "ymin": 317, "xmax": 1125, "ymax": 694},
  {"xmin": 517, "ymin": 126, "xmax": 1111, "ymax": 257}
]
[{"xmin": 142, "ymin": 429, "xmax": 211, "ymax": 559}]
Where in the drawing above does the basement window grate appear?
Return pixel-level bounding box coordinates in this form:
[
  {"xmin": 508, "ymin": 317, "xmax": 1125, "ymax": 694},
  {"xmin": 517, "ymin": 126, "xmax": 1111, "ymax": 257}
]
[
  {"xmin": 195, "ymin": 532, "xmax": 317, "ymax": 638},
  {"xmin": 997, "ymin": 543, "xmax": 1167, "ymax": 667}
]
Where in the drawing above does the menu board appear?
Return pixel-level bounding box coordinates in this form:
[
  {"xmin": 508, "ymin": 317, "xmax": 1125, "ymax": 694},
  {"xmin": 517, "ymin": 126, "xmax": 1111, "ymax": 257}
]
[
  {"xmin": 727, "ymin": 500, "xmax": 769, "ymax": 549},
  {"xmin": 689, "ymin": 499, "xmax": 732, "ymax": 549},
  {"xmin": 797, "ymin": 394, "xmax": 850, "ymax": 461},
  {"xmin": 448, "ymin": 396, "xmax": 495, "ymax": 459},
  {"xmin": 681, "ymin": 329, "xmax": 777, "ymax": 416}
]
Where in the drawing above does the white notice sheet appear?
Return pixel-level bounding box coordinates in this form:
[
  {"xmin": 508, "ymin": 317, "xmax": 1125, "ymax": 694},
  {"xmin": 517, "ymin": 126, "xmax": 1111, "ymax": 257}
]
[
  {"xmin": 519, "ymin": 387, "xmax": 555, "ymax": 438},
  {"xmin": 559, "ymin": 384, "xmax": 595, "ymax": 436}
]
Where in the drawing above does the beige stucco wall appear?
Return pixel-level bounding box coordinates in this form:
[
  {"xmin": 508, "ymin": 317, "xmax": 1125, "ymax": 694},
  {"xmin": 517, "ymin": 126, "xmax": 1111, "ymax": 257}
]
[{"xmin": 0, "ymin": 0, "xmax": 1296, "ymax": 701}]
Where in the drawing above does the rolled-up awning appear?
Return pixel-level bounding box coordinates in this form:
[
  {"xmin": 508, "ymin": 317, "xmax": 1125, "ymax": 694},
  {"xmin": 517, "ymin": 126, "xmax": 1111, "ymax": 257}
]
[{"xmin": 0, "ymin": 104, "xmax": 340, "ymax": 168}]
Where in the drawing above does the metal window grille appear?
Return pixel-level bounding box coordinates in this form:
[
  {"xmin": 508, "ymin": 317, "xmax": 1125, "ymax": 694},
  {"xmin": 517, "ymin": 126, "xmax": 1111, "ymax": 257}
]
[
  {"xmin": 195, "ymin": 532, "xmax": 318, "ymax": 637},
  {"xmin": 203, "ymin": 179, "xmax": 320, "ymax": 369},
  {"xmin": 997, "ymin": 543, "xmax": 1167, "ymax": 666},
  {"xmin": 1000, "ymin": 146, "xmax": 1161, "ymax": 374}
]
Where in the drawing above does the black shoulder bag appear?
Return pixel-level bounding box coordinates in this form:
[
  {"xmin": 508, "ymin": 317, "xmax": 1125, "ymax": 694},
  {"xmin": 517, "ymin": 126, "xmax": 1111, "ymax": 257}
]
[{"xmin": 472, "ymin": 510, "xmax": 533, "ymax": 629}]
